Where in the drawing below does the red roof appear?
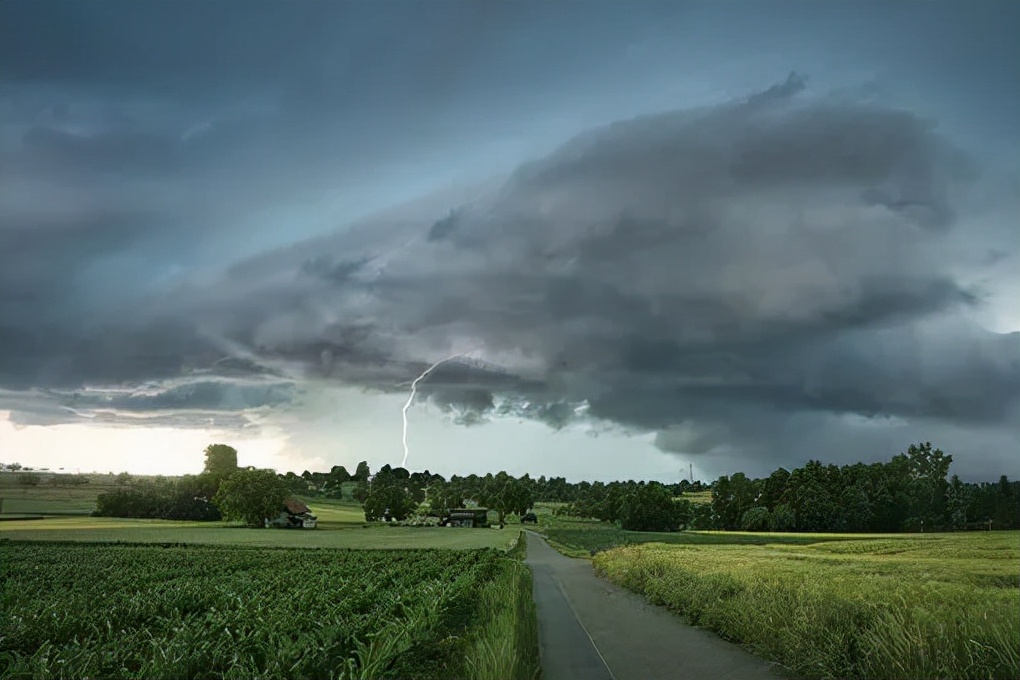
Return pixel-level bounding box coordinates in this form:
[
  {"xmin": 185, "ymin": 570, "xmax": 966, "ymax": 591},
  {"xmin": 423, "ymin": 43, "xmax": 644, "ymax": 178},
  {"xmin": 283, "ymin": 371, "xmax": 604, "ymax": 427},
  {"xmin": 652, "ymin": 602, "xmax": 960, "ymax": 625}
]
[{"xmin": 284, "ymin": 498, "xmax": 310, "ymax": 514}]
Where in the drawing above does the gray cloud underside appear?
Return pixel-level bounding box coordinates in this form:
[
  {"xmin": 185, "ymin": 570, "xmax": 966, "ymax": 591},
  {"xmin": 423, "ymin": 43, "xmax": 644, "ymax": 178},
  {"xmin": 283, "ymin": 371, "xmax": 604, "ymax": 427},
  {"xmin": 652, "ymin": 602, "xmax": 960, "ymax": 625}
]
[{"xmin": 2, "ymin": 76, "xmax": 1018, "ymax": 466}]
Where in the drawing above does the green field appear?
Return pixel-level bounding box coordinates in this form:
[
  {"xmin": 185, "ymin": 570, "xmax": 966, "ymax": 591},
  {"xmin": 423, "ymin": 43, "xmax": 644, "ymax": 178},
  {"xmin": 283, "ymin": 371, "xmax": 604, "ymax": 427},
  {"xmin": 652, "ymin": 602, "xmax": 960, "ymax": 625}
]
[
  {"xmin": 593, "ymin": 531, "xmax": 1020, "ymax": 680},
  {"xmin": 0, "ymin": 482, "xmax": 110, "ymax": 515},
  {"xmin": 533, "ymin": 502, "xmax": 846, "ymax": 556},
  {"xmin": 293, "ymin": 497, "xmax": 369, "ymax": 528},
  {"xmin": 0, "ymin": 516, "xmax": 519, "ymax": 550},
  {"xmin": 0, "ymin": 538, "xmax": 539, "ymax": 680},
  {"xmin": 0, "ymin": 492, "xmax": 510, "ymax": 549}
]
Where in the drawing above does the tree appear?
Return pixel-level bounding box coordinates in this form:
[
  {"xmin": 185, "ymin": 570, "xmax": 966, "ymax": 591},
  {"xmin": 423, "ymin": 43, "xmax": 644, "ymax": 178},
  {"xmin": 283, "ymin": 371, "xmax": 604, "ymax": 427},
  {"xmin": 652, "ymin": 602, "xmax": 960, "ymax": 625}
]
[
  {"xmin": 94, "ymin": 475, "xmax": 220, "ymax": 521},
  {"xmin": 768, "ymin": 504, "xmax": 796, "ymax": 531},
  {"xmin": 353, "ymin": 480, "xmax": 370, "ymax": 503},
  {"xmin": 740, "ymin": 506, "xmax": 771, "ymax": 531},
  {"xmin": 214, "ymin": 468, "xmax": 288, "ymax": 527},
  {"xmin": 361, "ymin": 465, "xmax": 417, "ymax": 521},
  {"xmin": 904, "ymin": 442, "xmax": 952, "ymax": 530},
  {"xmin": 488, "ymin": 476, "xmax": 534, "ymax": 525},
  {"xmin": 424, "ymin": 479, "xmax": 463, "ymax": 515},
  {"xmin": 363, "ymin": 486, "xmax": 415, "ymax": 522},
  {"xmin": 328, "ymin": 465, "xmax": 351, "ymax": 486},
  {"xmin": 204, "ymin": 444, "xmax": 238, "ymax": 475},
  {"xmin": 354, "ymin": 461, "xmax": 371, "ymax": 482},
  {"xmin": 945, "ymin": 474, "xmax": 970, "ymax": 531},
  {"xmin": 620, "ymin": 483, "xmax": 681, "ymax": 531},
  {"xmin": 759, "ymin": 468, "xmax": 790, "ymax": 511},
  {"xmin": 712, "ymin": 472, "xmax": 758, "ymax": 530}
]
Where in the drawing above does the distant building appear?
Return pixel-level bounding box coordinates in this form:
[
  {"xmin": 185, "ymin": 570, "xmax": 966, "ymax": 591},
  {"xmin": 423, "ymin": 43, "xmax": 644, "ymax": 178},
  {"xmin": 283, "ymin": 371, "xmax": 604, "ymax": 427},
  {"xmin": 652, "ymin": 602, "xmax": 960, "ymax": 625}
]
[
  {"xmin": 442, "ymin": 508, "xmax": 490, "ymax": 528},
  {"xmin": 265, "ymin": 498, "xmax": 318, "ymax": 529}
]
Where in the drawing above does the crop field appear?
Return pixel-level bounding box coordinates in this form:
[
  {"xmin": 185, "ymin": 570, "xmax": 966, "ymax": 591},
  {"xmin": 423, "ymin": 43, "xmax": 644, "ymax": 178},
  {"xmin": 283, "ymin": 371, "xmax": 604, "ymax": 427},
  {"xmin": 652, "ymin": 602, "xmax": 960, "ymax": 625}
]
[
  {"xmin": 0, "ymin": 538, "xmax": 539, "ymax": 680},
  {"xmin": 593, "ymin": 531, "xmax": 1020, "ymax": 680},
  {"xmin": 0, "ymin": 516, "xmax": 518, "ymax": 550}
]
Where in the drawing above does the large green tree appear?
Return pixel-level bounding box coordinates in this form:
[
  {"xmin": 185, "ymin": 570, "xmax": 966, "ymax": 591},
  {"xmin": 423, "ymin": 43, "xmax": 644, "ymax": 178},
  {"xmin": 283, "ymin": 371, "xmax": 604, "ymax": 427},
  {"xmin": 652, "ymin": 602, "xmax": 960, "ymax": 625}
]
[
  {"xmin": 203, "ymin": 444, "xmax": 238, "ymax": 476},
  {"xmin": 620, "ymin": 483, "xmax": 682, "ymax": 531},
  {"xmin": 214, "ymin": 468, "xmax": 288, "ymax": 527},
  {"xmin": 363, "ymin": 478, "xmax": 415, "ymax": 521},
  {"xmin": 487, "ymin": 476, "xmax": 535, "ymax": 525}
]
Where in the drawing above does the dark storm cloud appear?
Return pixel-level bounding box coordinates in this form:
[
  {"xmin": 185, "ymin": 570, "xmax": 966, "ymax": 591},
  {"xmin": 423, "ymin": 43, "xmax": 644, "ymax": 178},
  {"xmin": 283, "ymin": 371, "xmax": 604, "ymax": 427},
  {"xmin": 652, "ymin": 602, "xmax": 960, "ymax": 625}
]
[
  {"xmin": 64, "ymin": 77, "xmax": 1007, "ymax": 442},
  {"xmin": 5, "ymin": 76, "xmax": 1018, "ymax": 436}
]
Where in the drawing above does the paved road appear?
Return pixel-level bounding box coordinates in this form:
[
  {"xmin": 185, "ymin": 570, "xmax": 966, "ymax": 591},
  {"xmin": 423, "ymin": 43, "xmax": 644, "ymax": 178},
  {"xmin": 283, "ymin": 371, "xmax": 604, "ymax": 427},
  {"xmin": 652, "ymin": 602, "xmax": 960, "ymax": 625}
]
[{"xmin": 525, "ymin": 532, "xmax": 787, "ymax": 680}]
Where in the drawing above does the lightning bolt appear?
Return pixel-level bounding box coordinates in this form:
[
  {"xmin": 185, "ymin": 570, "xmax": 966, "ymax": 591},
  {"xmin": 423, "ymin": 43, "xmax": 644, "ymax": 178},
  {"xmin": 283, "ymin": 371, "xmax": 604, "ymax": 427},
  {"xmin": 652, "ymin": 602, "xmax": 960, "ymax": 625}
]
[{"xmin": 400, "ymin": 354, "xmax": 464, "ymax": 469}]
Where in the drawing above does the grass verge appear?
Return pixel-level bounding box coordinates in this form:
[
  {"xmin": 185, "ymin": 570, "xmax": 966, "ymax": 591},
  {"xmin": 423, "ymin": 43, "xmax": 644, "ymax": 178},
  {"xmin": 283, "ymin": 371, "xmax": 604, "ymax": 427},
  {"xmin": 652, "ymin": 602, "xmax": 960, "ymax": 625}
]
[{"xmin": 463, "ymin": 532, "xmax": 542, "ymax": 680}]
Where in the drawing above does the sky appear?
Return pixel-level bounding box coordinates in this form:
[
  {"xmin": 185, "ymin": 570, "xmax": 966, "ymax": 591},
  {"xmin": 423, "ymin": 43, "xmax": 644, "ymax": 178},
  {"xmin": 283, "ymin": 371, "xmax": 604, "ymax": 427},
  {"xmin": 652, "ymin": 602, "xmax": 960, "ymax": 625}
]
[{"xmin": 0, "ymin": 1, "xmax": 1017, "ymax": 482}]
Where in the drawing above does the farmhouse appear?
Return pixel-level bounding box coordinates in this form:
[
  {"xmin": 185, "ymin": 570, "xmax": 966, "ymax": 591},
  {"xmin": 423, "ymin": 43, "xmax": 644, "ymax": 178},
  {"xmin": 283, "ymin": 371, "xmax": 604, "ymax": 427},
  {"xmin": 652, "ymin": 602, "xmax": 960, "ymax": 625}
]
[{"xmin": 265, "ymin": 498, "xmax": 318, "ymax": 529}]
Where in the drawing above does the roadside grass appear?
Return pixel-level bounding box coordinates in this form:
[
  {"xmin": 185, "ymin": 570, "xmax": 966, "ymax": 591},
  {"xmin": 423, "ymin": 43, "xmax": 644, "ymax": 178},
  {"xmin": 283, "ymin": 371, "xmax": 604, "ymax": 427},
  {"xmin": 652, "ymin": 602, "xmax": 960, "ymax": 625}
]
[
  {"xmin": 593, "ymin": 531, "xmax": 1020, "ymax": 680},
  {"xmin": 0, "ymin": 516, "xmax": 521, "ymax": 550},
  {"xmin": 463, "ymin": 533, "xmax": 542, "ymax": 680}
]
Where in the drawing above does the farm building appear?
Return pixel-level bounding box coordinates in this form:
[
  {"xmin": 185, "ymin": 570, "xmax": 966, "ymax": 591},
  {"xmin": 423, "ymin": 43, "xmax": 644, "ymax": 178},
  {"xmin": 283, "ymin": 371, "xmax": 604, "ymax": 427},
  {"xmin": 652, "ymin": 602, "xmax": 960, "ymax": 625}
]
[
  {"xmin": 442, "ymin": 508, "xmax": 490, "ymax": 528},
  {"xmin": 265, "ymin": 498, "xmax": 318, "ymax": 529}
]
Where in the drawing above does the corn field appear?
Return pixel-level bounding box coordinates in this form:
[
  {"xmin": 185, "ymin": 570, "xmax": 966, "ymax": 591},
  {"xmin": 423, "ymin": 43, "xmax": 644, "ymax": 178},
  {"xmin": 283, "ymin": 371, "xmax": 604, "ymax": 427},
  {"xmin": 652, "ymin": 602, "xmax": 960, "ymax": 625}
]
[{"xmin": 0, "ymin": 541, "xmax": 523, "ymax": 679}]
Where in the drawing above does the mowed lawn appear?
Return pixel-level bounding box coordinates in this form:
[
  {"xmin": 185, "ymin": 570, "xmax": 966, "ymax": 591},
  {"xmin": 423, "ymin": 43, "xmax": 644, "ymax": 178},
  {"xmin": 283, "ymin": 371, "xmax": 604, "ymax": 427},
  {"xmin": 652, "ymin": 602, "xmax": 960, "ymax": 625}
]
[
  {"xmin": 593, "ymin": 530, "xmax": 1020, "ymax": 680},
  {"xmin": 0, "ymin": 516, "xmax": 518, "ymax": 550}
]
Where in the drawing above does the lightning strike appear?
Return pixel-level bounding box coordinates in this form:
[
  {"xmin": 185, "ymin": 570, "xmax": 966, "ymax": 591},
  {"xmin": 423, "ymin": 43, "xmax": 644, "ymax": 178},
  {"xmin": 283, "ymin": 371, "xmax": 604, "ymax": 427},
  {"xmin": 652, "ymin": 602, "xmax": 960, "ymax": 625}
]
[{"xmin": 400, "ymin": 354, "xmax": 464, "ymax": 468}]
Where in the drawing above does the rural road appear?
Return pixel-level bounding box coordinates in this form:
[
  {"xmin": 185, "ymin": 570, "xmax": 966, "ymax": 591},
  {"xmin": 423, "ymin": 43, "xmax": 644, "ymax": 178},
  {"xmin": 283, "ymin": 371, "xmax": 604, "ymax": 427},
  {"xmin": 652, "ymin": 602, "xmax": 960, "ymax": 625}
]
[{"xmin": 525, "ymin": 532, "xmax": 787, "ymax": 680}]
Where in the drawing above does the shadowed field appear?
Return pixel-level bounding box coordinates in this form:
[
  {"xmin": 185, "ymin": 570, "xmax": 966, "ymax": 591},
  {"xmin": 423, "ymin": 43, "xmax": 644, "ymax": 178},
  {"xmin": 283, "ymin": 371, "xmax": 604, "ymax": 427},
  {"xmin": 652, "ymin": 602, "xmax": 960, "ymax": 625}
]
[{"xmin": 0, "ymin": 515, "xmax": 518, "ymax": 550}]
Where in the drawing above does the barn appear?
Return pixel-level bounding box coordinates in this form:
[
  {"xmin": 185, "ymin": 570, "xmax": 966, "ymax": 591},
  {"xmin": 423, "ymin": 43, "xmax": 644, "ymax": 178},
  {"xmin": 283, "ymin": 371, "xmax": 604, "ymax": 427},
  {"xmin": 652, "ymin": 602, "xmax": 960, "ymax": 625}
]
[{"xmin": 265, "ymin": 498, "xmax": 318, "ymax": 529}]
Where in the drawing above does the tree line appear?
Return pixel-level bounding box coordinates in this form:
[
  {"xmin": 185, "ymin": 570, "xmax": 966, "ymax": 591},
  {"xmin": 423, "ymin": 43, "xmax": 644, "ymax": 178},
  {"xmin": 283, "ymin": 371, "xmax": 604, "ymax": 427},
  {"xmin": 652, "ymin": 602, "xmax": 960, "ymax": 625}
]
[
  {"xmin": 92, "ymin": 441, "xmax": 1018, "ymax": 532},
  {"xmin": 707, "ymin": 443, "xmax": 1019, "ymax": 533},
  {"xmin": 557, "ymin": 442, "xmax": 1020, "ymax": 532}
]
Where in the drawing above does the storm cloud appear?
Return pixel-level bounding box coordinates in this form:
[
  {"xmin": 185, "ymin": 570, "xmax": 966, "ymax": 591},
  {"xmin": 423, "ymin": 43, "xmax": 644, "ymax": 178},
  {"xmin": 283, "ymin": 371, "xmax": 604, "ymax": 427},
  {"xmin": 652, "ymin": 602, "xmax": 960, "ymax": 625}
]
[{"xmin": 1, "ymin": 2, "xmax": 1017, "ymax": 478}]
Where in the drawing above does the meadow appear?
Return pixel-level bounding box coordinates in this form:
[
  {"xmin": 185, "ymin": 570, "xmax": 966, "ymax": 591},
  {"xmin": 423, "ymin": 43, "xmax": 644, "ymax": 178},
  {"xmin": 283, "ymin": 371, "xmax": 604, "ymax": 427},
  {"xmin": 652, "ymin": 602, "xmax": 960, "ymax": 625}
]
[
  {"xmin": 0, "ymin": 536, "xmax": 539, "ymax": 680},
  {"xmin": 593, "ymin": 531, "xmax": 1020, "ymax": 680}
]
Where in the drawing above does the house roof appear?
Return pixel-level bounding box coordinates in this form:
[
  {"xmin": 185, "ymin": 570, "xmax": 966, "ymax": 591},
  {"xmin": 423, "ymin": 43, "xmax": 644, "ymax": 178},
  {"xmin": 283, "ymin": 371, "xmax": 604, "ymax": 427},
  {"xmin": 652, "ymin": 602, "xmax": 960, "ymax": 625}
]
[{"xmin": 284, "ymin": 498, "xmax": 310, "ymax": 514}]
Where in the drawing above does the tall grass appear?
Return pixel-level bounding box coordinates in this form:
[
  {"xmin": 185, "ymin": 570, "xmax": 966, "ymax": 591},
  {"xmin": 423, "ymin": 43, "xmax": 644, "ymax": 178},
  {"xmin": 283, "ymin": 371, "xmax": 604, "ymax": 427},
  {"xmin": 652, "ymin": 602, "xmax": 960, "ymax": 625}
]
[
  {"xmin": 593, "ymin": 532, "xmax": 1020, "ymax": 680},
  {"xmin": 464, "ymin": 532, "xmax": 541, "ymax": 680}
]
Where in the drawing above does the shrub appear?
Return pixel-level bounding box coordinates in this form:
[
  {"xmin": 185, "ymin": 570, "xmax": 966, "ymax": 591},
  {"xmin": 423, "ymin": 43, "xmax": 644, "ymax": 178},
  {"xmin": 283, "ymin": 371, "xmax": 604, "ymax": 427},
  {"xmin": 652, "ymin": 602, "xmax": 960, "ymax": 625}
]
[{"xmin": 740, "ymin": 506, "xmax": 771, "ymax": 531}]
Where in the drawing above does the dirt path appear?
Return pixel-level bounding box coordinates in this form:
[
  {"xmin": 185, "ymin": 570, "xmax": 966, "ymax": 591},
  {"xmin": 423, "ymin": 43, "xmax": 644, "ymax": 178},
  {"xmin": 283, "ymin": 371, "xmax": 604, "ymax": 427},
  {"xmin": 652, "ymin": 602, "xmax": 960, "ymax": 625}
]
[{"xmin": 525, "ymin": 532, "xmax": 787, "ymax": 680}]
